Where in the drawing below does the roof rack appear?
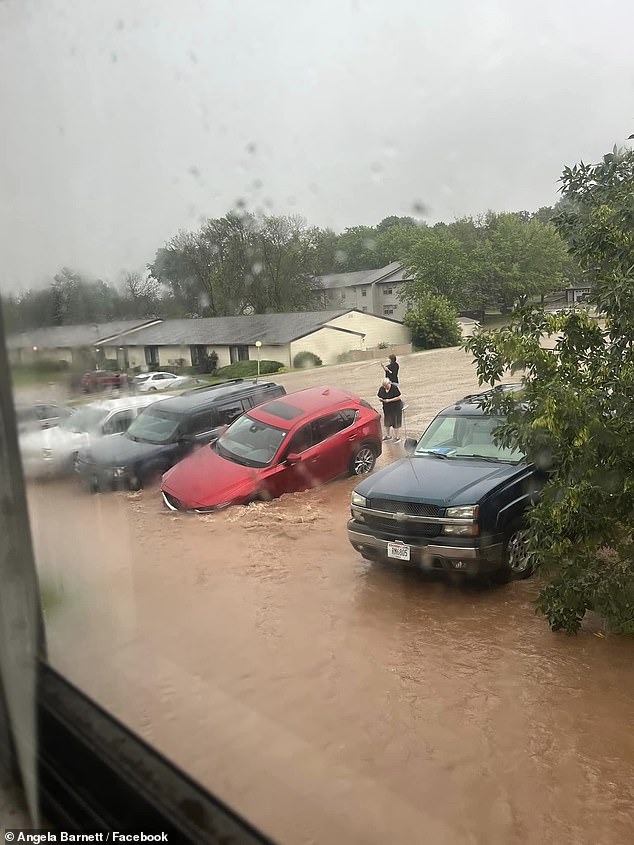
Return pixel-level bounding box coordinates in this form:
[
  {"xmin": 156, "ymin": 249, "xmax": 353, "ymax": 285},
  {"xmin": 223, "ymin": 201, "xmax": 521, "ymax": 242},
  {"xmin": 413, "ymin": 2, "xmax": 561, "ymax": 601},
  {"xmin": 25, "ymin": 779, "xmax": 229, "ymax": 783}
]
[
  {"xmin": 181, "ymin": 378, "xmax": 246, "ymax": 395},
  {"xmin": 454, "ymin": 384, "xmax": 522, "ymax": 407}
]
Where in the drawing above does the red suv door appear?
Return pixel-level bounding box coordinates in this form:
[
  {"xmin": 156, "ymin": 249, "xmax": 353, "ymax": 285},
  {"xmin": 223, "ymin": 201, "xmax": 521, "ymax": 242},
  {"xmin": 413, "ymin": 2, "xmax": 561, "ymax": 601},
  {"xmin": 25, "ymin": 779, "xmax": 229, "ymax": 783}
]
[{"xmin": 308, "ymin": 409, "xmax": 359, "ymax": 479}]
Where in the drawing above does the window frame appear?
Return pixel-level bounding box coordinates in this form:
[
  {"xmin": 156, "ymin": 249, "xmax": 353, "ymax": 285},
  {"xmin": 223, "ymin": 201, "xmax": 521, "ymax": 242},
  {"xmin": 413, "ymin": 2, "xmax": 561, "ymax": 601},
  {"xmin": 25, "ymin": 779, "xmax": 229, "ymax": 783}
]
[{"xmin": 0, "ymin": 304, "xmax": 273, "ymax": 843}]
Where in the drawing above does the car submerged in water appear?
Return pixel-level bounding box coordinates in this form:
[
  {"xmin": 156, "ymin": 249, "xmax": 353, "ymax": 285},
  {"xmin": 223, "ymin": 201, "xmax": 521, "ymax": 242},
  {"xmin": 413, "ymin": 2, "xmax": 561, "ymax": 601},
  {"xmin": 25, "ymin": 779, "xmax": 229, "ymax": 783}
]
[
  {"xmin": 76, "ymin": 379, "xmax": 286, "ymax": 492},
  {"xmin": 161, "ymin": 386, "xmax": 382, "ymax": 513},
  {"xmin": 347, "ymin": 386, "xmax": 544, "ymax": 582},
  {"xmin": 19, "ymin": 394, "xmax": 169, "ymax": 479}
]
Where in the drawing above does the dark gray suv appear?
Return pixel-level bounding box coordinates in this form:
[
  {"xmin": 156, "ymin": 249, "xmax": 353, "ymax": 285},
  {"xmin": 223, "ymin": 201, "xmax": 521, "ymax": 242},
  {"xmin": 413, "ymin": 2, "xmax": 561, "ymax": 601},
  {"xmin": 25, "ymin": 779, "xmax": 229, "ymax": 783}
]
[{"xmin": 76, "ymin": 379, "xmax": 286, "ymax": 492}]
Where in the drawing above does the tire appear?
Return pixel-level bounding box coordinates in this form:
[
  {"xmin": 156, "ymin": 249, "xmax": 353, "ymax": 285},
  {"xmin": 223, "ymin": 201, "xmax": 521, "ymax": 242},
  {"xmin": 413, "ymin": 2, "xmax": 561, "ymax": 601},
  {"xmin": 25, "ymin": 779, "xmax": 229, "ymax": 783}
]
[
  {"xmin": 128, "ymin": 471, "xmax": 142, "ymax": 492},
  {"xmin": 493, "ymin": 525, "xmax": 533, "ymax": 583},
  {"xmin": 349, "ymin": 443, "xmax": 377, "ymax": 476},
  {"xmin": 149, "ymin": 387, "xmax": 157, "ymax": 392}
]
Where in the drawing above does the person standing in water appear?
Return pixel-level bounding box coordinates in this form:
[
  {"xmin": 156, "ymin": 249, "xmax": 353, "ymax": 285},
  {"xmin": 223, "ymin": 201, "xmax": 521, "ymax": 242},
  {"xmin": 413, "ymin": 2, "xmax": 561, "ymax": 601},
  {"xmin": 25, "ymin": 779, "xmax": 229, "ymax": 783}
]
[
  {"xmin": 378, "ymin": 377, "xmax": 403, "ymax": 443},
  {"xmin": 383, "ymin": 354, "xmax": 399, "ymax": 385}
]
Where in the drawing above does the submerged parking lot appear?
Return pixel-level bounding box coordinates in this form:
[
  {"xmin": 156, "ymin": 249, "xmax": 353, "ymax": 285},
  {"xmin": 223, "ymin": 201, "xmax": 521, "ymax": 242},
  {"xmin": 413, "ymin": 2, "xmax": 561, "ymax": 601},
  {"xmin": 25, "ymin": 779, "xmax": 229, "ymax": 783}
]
[{"xmin": 24, "ymin": 347, "xmax": 634, "ymax": 845}]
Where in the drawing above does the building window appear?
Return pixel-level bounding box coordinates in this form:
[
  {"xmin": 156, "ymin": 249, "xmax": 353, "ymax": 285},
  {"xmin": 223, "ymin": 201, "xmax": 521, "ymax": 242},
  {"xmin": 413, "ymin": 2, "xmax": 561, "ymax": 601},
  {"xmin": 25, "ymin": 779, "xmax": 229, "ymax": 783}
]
[
  {"xmin": 190, "ymin": 345, "xmax": 208, "ymax": 366},
  {"xmin": 144, "ymin": 345, "xmax": 159, "ymax": 366},
  {"xmin": 383, "ymin": 306, "xmax": 395, "ymax": 316},
  {"xmin": 230, "ymin": 345, "xmax": 249, "ymax": 364},
  {"xmin": 361, "ymin": 306, "xmax": 368, "ymax": 312},
  {"xmin": 383, "ymin": 288, "xmax": 393, "ymax": 295},
  {"xmin": 361, "ymin": 289, "xmax": 367, "ymax": 297}
]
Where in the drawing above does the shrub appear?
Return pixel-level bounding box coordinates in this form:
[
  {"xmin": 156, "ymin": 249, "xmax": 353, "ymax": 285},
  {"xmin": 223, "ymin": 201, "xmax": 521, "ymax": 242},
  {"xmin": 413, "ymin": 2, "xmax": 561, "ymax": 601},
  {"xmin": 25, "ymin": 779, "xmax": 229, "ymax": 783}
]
[
  {"xmin": 215, "ymin": 359, "xmax": 285, "ymax": 379},
  {"xmin": 377, "ymin": 341, "xmax": 389, "ymax": 350},
  {"xmin": 293, "ymin": 351, "xmax": 323, "ymax": 369},
  {"xmin": 404, "ymin": 296, "xmax": 462, "ymax": 349}
]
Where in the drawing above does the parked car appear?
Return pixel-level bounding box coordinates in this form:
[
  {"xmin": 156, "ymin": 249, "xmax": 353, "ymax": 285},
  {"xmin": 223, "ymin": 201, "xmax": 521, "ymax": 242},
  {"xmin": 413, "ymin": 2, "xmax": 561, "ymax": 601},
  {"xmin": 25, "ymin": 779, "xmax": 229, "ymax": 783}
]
[
  {"xmin": 76, "ymin": 379, "xmax": 286, "ymax": 492},
  {"xmin": 19, "ymin": 394, "xmax": 169, "ymax": 479},
  {"xmin": 131, "ymin": 371, "xmax": 197, "ymax": 392},
  {"xmin": 80, "ymin": 370, "xmax": 128, "ymax": 393},
  {"xmin": 161, "ymin": 386, "xmax": 383, "ymax": 513},
  {"xmin": 347, "ymin": 385, "xmax": 544, "ymax": 582},
  {"xmin": 15, "ymin": 403, "xmax": 73, "ymax": 434}
]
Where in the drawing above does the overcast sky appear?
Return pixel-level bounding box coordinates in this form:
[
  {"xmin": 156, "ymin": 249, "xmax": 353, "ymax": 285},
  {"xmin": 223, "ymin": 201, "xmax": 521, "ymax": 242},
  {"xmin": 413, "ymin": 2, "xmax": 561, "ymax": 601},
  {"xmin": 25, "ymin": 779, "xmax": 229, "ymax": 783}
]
[{"xmin": 1, "ymin": 0, "xmax": 633, "ymax": 292}]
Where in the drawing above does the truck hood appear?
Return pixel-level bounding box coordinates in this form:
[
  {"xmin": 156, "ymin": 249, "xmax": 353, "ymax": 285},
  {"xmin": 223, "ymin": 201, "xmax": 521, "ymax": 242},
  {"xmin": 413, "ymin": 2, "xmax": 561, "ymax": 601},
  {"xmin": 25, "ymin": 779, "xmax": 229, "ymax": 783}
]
[
  {"xmin": 354, "ymin": 455, "xmax": 526, "ymax": 507},
  {"xmin": 83, "ymin": 434, "xmax": 171, "ymax": 467}
]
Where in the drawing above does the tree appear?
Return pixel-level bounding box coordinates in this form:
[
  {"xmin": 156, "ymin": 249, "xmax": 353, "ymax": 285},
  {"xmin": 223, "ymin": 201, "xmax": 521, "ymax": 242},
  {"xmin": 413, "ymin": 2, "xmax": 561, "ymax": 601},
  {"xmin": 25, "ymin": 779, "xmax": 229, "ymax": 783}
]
[
  {"xmin": 121, "ymin": 272, "xmax": 160, "ymax": 318},
  {"xmin": 150, "ymin": 212, "xmax": 325, "ymax": 317},
  {"xmin": 487, "ymin": 214, "xmax": 569, "ymax": 308},
  {"xmin": 404, "ymin": 296, "xmax": 462, "ymax": 349},
  {"xmin": 334, "ymin": 226, "xmax": 380, "ymax": 271},
  {"xmin": 376, "ymin": 215, "xmax": 417, "ymax": 232},
  {"xmin": 401, "ymin": 233, "xmax": 472, "ymax": 310},
  {"xmin": 465, "ymin": 146, "xmax": 634, "ymax": 634}
]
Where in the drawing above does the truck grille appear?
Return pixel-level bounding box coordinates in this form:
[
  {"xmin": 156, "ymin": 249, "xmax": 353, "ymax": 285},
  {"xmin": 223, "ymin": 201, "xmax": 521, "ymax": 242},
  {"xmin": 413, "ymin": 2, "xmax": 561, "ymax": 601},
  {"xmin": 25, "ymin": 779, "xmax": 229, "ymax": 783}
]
[
  {"xmin": 369, "ymin": 499, "xmax": 442, "ymax": 518},
  {"xmin": 363, "ymin": 515, "xmax": 441, "ymax": 538}
]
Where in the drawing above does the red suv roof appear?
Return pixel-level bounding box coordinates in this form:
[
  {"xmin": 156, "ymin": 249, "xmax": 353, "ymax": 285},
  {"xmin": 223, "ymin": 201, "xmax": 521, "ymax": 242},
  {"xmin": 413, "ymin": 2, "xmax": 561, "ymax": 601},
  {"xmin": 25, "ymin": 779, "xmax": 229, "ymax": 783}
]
[{"xmin": 250, "ymin": 386, "xmax": 360, "ymax": 430}]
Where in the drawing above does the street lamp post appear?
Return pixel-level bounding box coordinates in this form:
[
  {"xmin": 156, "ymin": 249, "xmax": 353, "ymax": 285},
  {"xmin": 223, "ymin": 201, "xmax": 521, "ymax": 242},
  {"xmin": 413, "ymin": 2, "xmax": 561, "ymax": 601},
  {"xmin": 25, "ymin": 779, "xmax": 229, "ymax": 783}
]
[{"xmin": 255, "ymin": 340, "xmax": 262, "ymax": 382}]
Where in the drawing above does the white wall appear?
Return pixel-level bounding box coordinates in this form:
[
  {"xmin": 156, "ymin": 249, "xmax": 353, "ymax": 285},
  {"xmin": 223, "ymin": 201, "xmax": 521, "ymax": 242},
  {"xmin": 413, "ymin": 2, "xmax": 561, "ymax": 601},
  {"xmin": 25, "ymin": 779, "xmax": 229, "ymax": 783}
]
[
  {"xmin": 326, "ymin": 311, "xmax": 410, "ymax": 350},
  {"xmin": 246, "ymin": 344, "xmax": 290, "ymax": 367},
  {"xmin": 290, "ymin": 326, "xmax": 364, "ymax": 366}
]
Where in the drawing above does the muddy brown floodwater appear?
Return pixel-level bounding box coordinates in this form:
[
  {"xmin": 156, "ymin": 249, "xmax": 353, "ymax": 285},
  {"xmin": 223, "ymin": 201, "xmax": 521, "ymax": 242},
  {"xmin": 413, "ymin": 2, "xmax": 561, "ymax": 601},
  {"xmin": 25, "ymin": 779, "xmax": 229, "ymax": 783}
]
[{"xmin": 22, "ymin": 348, "xmax": 634, "ymax": 845}]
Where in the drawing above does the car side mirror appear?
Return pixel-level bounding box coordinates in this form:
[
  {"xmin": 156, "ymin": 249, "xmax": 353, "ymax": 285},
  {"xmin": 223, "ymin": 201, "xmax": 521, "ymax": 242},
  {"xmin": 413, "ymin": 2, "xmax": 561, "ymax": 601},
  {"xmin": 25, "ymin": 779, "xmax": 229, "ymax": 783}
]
[
  {"xmin": 404, "ymin": 438, "xmax": 417, "ymax": 455},
  {"xmin": 286, "ymin": 453, "xmax": 301, "ymax": 465}
]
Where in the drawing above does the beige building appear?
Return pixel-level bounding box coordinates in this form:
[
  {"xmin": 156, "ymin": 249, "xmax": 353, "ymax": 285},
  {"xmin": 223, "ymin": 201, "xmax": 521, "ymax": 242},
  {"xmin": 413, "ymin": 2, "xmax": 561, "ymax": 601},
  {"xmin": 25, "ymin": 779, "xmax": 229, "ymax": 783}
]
[
  {"xmin": 104, "ymin": 310, "xmax": 411, "ymax": 369},
  {"xmin": 8, "ymin": 311, "xmax": 411, "ymax": 371},
  {"xmin": 315, "ymin": 262, "xmax": 414, "ymax": 322},
  {"xmin": 6, "ymin": 320, "xmax": 161, "ymax": 367}
]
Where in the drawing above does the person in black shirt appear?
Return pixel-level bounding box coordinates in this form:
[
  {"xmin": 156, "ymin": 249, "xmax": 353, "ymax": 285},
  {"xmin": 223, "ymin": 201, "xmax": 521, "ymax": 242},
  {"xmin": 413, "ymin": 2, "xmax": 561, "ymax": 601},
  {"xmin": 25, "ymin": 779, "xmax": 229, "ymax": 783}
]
[
  {"xmin": 377, "ymin": 377, "xmax": 403, "ymax": 442},
  {"xmin": 382, "ymin": 354, "xmax": 399, "ymax": 385}
]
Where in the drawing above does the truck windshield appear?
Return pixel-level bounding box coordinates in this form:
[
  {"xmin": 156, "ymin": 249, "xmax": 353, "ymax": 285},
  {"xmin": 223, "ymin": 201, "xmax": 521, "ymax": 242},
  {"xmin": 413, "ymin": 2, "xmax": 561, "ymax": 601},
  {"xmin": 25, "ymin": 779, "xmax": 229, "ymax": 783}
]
[{"xmin": 416, "ymin": 415, "xmax": 524, "ymax": 462}]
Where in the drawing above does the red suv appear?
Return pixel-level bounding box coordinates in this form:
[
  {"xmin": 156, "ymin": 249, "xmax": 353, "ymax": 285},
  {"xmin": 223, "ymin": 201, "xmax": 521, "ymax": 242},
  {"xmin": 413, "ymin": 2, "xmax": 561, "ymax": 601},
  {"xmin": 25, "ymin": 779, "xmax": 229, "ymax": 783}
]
[
  {"xmin": 161, "ymin": 386, "xmax": 382, "ymax": 512},
  {"xmin": 80, "ymin": 370, "xmax": 127, "ymax": 393}
]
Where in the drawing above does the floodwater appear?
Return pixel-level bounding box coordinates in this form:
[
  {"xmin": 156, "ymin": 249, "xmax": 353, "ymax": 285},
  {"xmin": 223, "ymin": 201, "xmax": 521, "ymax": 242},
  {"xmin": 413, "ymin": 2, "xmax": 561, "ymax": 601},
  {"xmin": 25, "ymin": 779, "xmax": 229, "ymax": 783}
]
[{"xmin": 22, "ymin": 348, "xmax": 634, "ymax": 844}]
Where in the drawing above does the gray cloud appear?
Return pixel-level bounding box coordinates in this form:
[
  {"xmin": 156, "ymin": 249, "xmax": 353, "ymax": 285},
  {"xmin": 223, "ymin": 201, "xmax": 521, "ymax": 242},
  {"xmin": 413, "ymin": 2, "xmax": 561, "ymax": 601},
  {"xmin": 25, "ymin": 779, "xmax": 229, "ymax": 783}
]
[{"xmin": 1, "ymin": 0, "xmax": 633, "ymax": 291}]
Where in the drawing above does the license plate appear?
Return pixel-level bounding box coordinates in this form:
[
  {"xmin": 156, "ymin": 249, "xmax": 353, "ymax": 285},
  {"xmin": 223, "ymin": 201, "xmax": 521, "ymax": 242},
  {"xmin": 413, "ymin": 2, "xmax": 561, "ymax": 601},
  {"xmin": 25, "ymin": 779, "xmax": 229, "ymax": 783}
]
[{"xmin": 387, "ymin": 541, "xmax": 411, "ymax": 561}]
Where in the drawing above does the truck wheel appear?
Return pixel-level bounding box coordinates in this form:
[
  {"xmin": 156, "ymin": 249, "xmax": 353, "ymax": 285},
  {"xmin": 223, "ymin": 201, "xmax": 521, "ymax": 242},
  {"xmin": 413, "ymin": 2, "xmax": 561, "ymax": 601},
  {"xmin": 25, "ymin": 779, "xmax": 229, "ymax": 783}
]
[
  {"xmin": 349, "ymin": 444, "xmax": 377, "ymax": 476},
  {"xmin": 493, "ymin": 525, "xmax": 533, "ymax": 583},
  {"xmin": 128, "ymin": 470, "xmax": 142, "ymax": 492}
]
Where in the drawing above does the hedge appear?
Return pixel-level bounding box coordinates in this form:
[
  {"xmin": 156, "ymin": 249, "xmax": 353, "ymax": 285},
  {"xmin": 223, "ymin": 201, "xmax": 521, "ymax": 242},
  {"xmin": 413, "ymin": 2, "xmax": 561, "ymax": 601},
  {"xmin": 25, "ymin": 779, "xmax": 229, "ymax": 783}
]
[{"xmin": 215, "ymin": 359, "xmax": 285, "ymax": 379}]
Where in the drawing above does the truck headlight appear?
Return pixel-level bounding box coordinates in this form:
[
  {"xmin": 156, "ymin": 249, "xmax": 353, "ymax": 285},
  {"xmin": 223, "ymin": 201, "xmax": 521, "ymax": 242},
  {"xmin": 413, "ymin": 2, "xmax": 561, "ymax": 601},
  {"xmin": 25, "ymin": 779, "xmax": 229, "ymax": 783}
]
[
  {"xmin": 445, "ymin": 505, "xmax": 479, "ymax": 519},
  {"xmin": 113, "ymin": 466, "xmax": 128, "ymax": 478},
  {"xmin": 351, "ymin": 491, "xmax": 367, "ymax": 507},
  {"xmin": 443, "ymin": 523, "xmax": 479, "ymax": 536}
]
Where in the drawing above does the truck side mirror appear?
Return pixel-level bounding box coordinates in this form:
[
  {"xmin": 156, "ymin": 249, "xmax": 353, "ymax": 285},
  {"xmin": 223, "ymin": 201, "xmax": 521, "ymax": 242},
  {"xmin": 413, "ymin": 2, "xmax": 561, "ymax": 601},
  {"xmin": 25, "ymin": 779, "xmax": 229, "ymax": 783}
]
[
  {"xmin": 286, "ymin": 453, "xmax": 301, "ymax": 465},
  {"xmin": 404, "ymin": 438, "xmax": 417, "ymax": 455}
]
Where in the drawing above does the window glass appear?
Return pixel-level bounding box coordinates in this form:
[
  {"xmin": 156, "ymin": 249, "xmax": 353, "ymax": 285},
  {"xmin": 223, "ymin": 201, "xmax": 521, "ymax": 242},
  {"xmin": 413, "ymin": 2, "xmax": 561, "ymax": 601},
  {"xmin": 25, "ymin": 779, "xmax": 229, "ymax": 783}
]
[
  {"xmin": 4, "ymin": 6, "xmax": 634, "ymax": 845},
  {"xmin": 216, "ymin": 402, "xmax": 244, "ymax": 426},
  {"xmin": 186, "ymin": 410, "xmax": 214, "ymax": 434},
  {"xmin": 286, "ymin": 423, "xmax": 312, "ymax": 454},
  {"xmin": 217, "ymin": 414, "xmax": 287, "ymax": 466},
  {"xmin": 311, "ymin": 412, "xmax": 348, "ymax": 443},
  {"xmin": 126, "ymin": 408, "xmax": 182, "ymax": 443},
  {"xmin": 103, "ymin": 411, "xmax": 134, "ymax": 435}
]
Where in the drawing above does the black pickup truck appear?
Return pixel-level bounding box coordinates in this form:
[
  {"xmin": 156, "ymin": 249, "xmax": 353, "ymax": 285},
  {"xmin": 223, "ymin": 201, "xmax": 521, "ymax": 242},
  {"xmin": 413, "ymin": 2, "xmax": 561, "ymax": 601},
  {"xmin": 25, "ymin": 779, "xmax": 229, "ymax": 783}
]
[{"xmin": 347, "ymin": 386, "xmax": 544, "ymax": 582}]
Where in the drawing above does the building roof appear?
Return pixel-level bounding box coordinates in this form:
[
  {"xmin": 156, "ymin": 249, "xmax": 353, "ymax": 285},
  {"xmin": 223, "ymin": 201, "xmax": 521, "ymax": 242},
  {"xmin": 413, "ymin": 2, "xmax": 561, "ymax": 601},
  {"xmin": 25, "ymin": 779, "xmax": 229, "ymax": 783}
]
[
  {"xmin": 107, "ymin": 310, "xmax": 356, "ymax": 346},
  {"xmin": 316, "ymin": 262, "xmax": 406, "ymax": 291},
  {"xmin": 7, "ymin": 319, "xmax": 161, "ymax": 350}
]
